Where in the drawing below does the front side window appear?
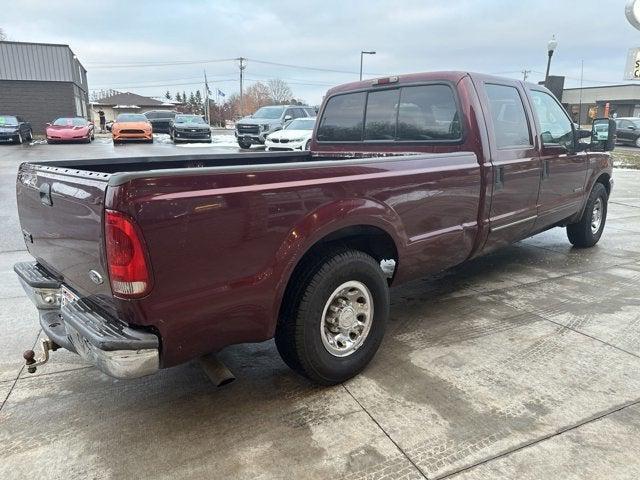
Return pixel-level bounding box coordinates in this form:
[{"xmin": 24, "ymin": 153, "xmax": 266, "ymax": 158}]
[
  {"xmin": 397, "ymin": 85, "xmax": 460, "ymax": 141},
  {"xmin": 530, "ymin": 90, "xmax": 574, "ymax": 150},
  {"xmin": 485, "ymin": 84, "xmax": 531, "ymax": 149},
  {"xmin": 364, "ymin": 89, "xmax": 400, "ymax": 140},
  {"xmin": 317, "ymin": 92, "xmax": 366, "ymax": 141}
]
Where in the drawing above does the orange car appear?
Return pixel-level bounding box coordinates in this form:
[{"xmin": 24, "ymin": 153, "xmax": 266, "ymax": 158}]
[{"xmin": 111, "ymin": 113, "xmax": 153, "ymax": 144}]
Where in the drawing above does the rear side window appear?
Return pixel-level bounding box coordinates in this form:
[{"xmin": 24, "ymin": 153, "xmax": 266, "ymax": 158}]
[
  {"xmin": 364, "ymin": 89, "xmax": 400, "ymax": 140},
  {"xmin": 485, "ymin": 84, "xmax": 532, "ymax": 149},
  {"xmin": 317, "ymin": 92, "xmax": 366, "ymax": 141},
  {"xmin": 397, "ymin": 85, "xmax": 460, "ymax": 141}
]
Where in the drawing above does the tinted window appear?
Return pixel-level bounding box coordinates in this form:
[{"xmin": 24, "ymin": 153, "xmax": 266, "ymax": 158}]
[
  {"xmin": 397, "ymin": 85, "xmax": 460, "ymax": 141},
  {"xmin": 364, "ymin": 89, "xmax": 400, "ymax": 140},
  {"xmin": 156, "ymin": 111, "xmax": 176, "ymax": 119},
  {"xmin": 530, "ymin": 90, "xmax": 573, "ymax": 150},
  {"xmin": 144, "ymin": 112, "xmax": 157, "ymax": 120},
  {"xmin": 485, "ymin": 84, "xmax": 531, "ymax": 149},
  {"xmin": 317, "ymin": 92, "xmax": 366, "ymax": 141},
  {"xmin": 304, "ymin": 108, "xmax": 316, "ymax": 116}
]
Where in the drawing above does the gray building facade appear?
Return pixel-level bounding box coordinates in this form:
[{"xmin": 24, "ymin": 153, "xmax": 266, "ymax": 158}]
[
  {"xmin": 0, "ymin": 41, "xmax": 89, "ymax": 134},
  {"xmin": 562, "ymin": 84, "xmax": 640, "ymax": 125}
]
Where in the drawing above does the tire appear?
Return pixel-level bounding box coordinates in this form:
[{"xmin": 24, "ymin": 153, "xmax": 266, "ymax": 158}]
[
  {"xmin": 26, "ymin": 130, "xmax": 33, "ymax": 142},
  {"xmin": 238, "ymin": 138, "xmax": 251, "ymax": 149},
  {"xmin": 305, "ymin": 139, "xmax": 311, "ymax": 151},
  {"xmin": 16, "ymin": 132, "xmax": 23, "ymax": 145},
  {"xmin": 275, "ymin": 247, "xmax": 389, "ymax": 385},
  {"xmin": 567, "ymin": 183, "xmax": 608, "ymax": 248},
  {"xmin": 635, "ymin": 137, "xmax": 640, "ymax": 148}
]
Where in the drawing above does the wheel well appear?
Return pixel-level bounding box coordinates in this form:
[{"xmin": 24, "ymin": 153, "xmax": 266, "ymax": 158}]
[
  {"xmin": 276, "ymin": 225, "xmax": 398, "ymax": 330},
  {"xmin": 595, "ymin": 173, "xmax": 611, "ymax": 196}
]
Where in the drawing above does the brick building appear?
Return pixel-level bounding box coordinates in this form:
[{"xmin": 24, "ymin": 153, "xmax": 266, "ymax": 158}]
[{"xmin": 0, "ymin": 41, "xmax": 89, "ymax": 134}]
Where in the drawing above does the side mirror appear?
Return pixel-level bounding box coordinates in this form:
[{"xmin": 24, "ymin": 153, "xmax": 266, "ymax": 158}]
[
  {"xmin": 629, "ymin": 125, "xmax": 636, "ymax": 130},
  {"xmin": 284, "ymin": 115, "xmax": 293, "ymax": 122},
  {"xmin": 45, "ymin": 122, "xmax": 51, "ymax": 127},
  {"xmin": 590, "ymin": 118, "xmax": 616, "ymax": 152}
]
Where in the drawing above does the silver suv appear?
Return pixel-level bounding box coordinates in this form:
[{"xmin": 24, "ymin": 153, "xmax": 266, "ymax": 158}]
[{"xmin": 235, "ymin": 105, "xmax": 316, "ymax": 149}]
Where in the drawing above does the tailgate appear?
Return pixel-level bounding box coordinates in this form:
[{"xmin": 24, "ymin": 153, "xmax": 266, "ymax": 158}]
[{"xmin": 16, "ymin": 164, "xmax": 112, "ymax": 297}]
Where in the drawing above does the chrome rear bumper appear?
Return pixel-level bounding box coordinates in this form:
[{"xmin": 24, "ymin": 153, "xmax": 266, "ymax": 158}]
[{"xmin": 14, "ymin": 262, "xmax": 159, "ymax": 379}]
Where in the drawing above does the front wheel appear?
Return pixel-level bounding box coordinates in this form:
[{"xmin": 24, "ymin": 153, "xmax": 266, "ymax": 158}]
[
  {"xmin": 275, "ymin": 248, "xmax": 389, "ymax": 385},
  {"xmin": 635, "ymin": 137, "xmax": 640, "ymax": 148},
  {"xmin": 237, "ymin": 138, "xmax": 251, "ymax": 149},
  {"xmin": 567, "ymin": 183, "xmax": 608, "ymax": 248},
  {"xmin": 304, "ymin": 139, "xmax": 311, "ymax": 151},
  {"xmin": 16, "ymin": 132, "xmax": 23, "ymax": 145}
]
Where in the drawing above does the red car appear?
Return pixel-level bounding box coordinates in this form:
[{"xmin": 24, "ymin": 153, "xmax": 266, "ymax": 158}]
[{"xmin": 46, "ymin": 117, "xmax": 94, "ymax": 144}]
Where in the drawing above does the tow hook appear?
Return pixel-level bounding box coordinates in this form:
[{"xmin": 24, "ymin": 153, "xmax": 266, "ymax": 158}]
[{"xmin": 23, "ymin": 338, "xmax": 58, "ymax": 374}]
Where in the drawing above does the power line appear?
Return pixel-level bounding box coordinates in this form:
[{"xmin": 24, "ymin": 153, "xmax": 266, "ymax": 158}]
[{"xmin": 86, "ymin": 58, "xmax": 237, "ymax": 69}]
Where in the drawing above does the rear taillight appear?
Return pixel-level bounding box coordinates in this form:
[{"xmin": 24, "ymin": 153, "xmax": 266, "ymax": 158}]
[{"xmin": 105, "ymin": 209, "xmax": 152, "ymax": 298}]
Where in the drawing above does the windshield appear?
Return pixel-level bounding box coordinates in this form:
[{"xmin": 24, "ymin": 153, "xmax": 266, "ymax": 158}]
[
  {"xmin": 286, "ymin": 118, "xmax": 315, "ymax": 130},
  {"xmin": 174, "ymin": 115, "xmax": 206, "ymax": 124},
  {"xmin": 0, "ymin": 115, "xmax": 18, "ymax": 126},
  {"xmin": 252, "ymin": 106, "xmax": 285, "ymax": 119},
  {"xmin": 53, "ymin": 117, "xmax": 88, "ymax": 127},
  {"xmin": 116, "ymin": 114, "xmax": 147, "ymax": 122}
]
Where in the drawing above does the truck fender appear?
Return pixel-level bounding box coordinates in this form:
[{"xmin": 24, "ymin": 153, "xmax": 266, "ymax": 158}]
[{"xmin": 265, "ymin": 197, "xmax": 407, "ymax": 337}]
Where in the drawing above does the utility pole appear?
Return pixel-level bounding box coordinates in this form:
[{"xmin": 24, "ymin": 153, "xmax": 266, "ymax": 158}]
[
  {"xmin": 522, "ymin": 69, "xmax": 531, "ymax": 81},
  {"xmin": 238, "ymin": 57, "xmax": 247, "ymax": 117}
]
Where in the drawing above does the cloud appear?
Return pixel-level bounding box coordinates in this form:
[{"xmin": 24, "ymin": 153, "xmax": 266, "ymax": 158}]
[{"xmin": 1, "ymin": 0, "xmax": 637, "ymax": 104}]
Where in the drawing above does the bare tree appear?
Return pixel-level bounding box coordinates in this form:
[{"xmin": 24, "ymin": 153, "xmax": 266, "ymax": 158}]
[
  {"xmin": 0, "ymin": 28, "xmax": 7, "ymax": 41},
  {"xmin": 267, "ymin": 79, "xmax": 293, "ymax": 104}
]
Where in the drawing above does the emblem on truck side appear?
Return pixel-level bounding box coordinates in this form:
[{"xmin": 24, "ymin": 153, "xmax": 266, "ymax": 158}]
[{"xmin": 89, "ymin": 270, "xmax": 104, "ymax": 285}]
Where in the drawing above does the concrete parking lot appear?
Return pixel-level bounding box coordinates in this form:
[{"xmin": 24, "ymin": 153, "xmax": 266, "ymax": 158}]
[{"xmin": 1, "ymin": 140, "xmax": 640, "ymax": 479}]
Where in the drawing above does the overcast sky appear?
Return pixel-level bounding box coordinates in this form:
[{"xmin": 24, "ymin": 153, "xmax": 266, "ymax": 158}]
[{"xmin": 2, "ymin": 0, "xmax": 638, "ymax": 105}]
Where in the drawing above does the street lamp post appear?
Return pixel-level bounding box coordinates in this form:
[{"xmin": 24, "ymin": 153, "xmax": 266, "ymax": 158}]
[
  {"xmin": 360, "ymin": 51, "xmax": 376, "ymax": 81},
  {"xmin": 544, "ymin": 35, "xmax": 558, "ymax": 86}
]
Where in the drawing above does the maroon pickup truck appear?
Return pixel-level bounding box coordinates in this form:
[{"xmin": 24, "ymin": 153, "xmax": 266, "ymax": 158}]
[{"xmin": 15, "ymin": 72, "xmax": 615, "ymax": 385}]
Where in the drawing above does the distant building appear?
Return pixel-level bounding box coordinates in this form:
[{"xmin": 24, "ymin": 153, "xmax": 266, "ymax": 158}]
[
  {"xmin": 0, "ymin": 41, "xmax": 89, "ymax": 134},
  {"xmin": 562, "ymin": 84, "xmax": 640, "ymax": 125},
  {"xmin": 90, "ymin": 92, "xmax": 178, "ymax": 123}
]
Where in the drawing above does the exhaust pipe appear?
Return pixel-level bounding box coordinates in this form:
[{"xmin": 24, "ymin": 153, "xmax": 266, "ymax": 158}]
[{"xmin": 199, "ymin": 353, "xmax": 236, "ymax": 387}]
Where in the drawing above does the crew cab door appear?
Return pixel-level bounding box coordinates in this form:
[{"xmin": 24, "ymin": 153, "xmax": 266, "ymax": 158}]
[
  {"xmin": 527, "ymin": 88, "xmax": 588, "ymax": 227},
  {"xmin": 476, "ymin": 80, "xmax": 541, "ymax": 249}
]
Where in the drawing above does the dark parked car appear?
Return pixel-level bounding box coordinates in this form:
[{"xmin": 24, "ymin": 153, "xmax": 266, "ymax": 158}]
[
  {"xmin": 169, "ymin": 114, "xmax": 212, "ymax": 143},
  {"xmin": 0, "ymin": 115, "xmax": 33, "ymax": 144},
  {"xmin": 614, "ymin": 117, "xmax": 640, "ymax": 147},
  {"xmin": 14, "ymin": 71, "xmax": 615, "ymax": 386},
  {"xmin": 144, "ymin": 110, "xmax": 177, "ymax": 134}
]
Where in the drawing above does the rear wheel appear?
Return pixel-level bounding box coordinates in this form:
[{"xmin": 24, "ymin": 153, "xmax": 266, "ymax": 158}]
[
  {"xmin": 567, "ymin": 183, "xmax": 608, "ymax": 248},
  {"xmin": 237, "ymin": 138, "xmax": 252, "ymax": 149},
  {"xmin": 15, "ymin": 132, "xmax": 23, "ymax": 145},
  {"xmin": 275, "ymin": 247, "xmax": 389, "ymax": 385}
]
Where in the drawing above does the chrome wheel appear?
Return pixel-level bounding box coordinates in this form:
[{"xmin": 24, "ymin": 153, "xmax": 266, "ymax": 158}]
[
  {"xmin": 591, "ymin": 197, "xmax": 603, "ymax": 234},
  {"xmin": 321, "ymin": 280, "xmax": 373, "ymax": 357}
]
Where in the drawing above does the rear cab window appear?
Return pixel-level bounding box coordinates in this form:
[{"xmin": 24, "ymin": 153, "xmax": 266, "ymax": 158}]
[
  {"xmin": 485, "ymin": 84, "xmax": 532, "ymax": 149},
  {"xmin": 317, "ymin": 83, "xmax": 462, "ymax": 143}
]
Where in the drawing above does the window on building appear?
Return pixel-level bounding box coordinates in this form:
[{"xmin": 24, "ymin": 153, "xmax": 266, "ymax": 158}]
[{"xmin": 485, "ymin": 84, "xmax": 532, "ymax": 149}]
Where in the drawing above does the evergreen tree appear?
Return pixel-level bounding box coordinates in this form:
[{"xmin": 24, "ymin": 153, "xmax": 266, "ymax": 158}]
[
  {"xmin": 188, "ymin": 92, "xmax": 196, "ymax": 113},
  {"xmin": 175, "ymin": 92, "xmax": 182, "ymax": 102},
  {"xmin": 164, "ymin": 90, "xmax": 171, "ymax": 100},
  {"xmin": 194, "ymin": 90, "xmax": 203, "ymax": 114}
]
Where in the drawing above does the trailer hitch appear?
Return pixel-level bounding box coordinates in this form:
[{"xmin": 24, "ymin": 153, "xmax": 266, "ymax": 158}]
[{"xmin": 23, "ymin": 338, "xmax": 58, "ymax": 374}]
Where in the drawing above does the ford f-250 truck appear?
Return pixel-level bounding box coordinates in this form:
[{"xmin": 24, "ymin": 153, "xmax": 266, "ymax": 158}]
[{"xmin": 15, "ymin": 72, "xmax": 616, "ymax": 385}]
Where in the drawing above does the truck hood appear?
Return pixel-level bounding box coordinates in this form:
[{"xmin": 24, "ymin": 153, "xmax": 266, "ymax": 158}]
[{"xmin": 236, "ymin": 116, "xmax": 279, "ymax": 126}]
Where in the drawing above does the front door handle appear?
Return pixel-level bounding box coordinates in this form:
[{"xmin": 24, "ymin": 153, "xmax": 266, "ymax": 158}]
[{"xmin": 542, "ymin": 159, "xmax": 550, "ymax": 179}]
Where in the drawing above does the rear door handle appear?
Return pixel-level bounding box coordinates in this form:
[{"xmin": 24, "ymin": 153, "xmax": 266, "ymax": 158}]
[
  {"xmin": 542, "ymin": 159, "xmax": 550, "ymax": 179},
  {"xmin": 495, "ymin": 166, "xmax": 505, "ymax": 190}
]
